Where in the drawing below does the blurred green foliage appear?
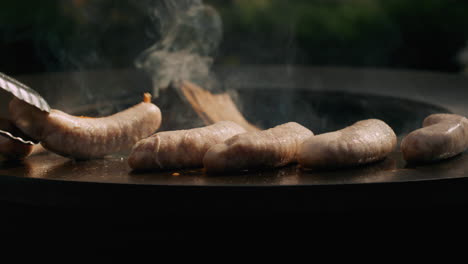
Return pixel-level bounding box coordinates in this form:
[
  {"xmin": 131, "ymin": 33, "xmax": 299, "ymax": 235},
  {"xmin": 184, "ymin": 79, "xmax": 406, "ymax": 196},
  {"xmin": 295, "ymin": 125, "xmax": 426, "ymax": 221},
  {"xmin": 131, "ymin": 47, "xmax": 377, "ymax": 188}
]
[
  {"xmin": 211, "ymin": 0, "xmax": 468, "ymax": 71},
  {"xmin": 1, "ymin": 0, "xmax": 468, "ymax": 74}
]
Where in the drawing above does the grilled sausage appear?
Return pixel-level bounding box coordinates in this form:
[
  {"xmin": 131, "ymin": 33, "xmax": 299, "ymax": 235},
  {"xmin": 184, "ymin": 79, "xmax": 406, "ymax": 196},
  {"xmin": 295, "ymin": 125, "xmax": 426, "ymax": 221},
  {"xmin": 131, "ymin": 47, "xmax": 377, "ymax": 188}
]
[
  {"xmin": 128, "ymin": 121, "xmax": 246, "ymax": 171},
  {"xmin": 401, "ymin": 113, "xmax": 468, "ymax": 163},
  {"xmin": 298, "ymin": 119, "xmax": 397, "ymax": 169},
  {"xmin": 9, "ymin": 93, "xmax": 162, "ymax": 159},
  {"xmin": 203, "ymin": 122, "xmax": 313, "ymax": 173},
  {"xmin": 0, "ymin": 118, "xmax": 34, "ymax": 161},
  {"xmin": 0, "ymin": 135, "xmax": 33, "ymax": 161}
]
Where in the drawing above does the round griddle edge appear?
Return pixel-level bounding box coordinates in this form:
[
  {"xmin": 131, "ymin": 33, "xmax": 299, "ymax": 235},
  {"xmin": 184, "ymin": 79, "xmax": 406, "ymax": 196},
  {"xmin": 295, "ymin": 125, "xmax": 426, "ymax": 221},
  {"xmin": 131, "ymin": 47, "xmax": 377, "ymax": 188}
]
[
  {"xmin": 1, "ymin": 173, "xmax": 468, "ymax": 214},
  {"xmin": 1, "ymin": 67, "xmax": 468, "ymax": 216}
]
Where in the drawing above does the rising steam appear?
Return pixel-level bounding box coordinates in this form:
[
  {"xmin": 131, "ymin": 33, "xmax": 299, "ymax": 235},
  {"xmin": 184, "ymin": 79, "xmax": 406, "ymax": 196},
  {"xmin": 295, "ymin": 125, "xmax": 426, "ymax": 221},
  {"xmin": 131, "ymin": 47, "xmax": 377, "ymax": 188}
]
[{"xmin": 135, "ymin": 0, "xmax": 223, "ymax": 96}]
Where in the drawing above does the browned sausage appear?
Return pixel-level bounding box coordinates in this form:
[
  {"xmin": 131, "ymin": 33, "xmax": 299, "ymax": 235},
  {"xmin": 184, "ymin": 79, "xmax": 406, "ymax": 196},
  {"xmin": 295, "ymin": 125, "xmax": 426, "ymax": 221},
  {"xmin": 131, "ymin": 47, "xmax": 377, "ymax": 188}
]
[
  {"xmin": 0, "ymin": 135, "xmax": 33, "ymax": 161},
  {"xmin": 0, "ymin": 118, "xmax": 34, "ymax": 161},
  {"xmin": 203, "ymin": 122, "xmax": 313, "ymax": 173},
  {"xmin": 298, "ymin": 119, "xmax": 397, "ymax": 169},
  {"xmin": 128, "ymin": 121, "xmax": 246, "ymax": 171},
  {"xmin": 9, "ymin": 93, "xmax": 162, "ymax": 159},
  {"xmin": 401, "ymin": 113, "xmax": 468, "ymax": 163}
]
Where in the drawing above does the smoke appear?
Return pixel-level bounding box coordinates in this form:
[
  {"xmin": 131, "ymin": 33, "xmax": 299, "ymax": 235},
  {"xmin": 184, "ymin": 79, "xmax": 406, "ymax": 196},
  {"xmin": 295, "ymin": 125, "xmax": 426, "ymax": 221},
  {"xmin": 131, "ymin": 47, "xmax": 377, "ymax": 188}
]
[{"xmin": 135, "ymin": 0, "xmax": 223, "ymax": 96}]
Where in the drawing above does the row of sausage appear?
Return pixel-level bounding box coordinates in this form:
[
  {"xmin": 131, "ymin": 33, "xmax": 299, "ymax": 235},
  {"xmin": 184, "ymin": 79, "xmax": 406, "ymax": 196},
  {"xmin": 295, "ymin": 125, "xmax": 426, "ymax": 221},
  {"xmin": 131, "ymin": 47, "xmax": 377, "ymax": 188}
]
[{"xmin": 1, "ymin": 93, "xmax": 467, "ymax": 173}]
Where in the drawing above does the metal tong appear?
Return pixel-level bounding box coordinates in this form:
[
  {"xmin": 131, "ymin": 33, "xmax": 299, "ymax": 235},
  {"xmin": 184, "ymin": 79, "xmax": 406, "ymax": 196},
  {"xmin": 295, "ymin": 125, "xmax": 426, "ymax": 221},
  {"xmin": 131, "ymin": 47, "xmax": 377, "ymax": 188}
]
[{"xmin": 0, "ymin": 72, "xmax": 50, "ymax": 145}]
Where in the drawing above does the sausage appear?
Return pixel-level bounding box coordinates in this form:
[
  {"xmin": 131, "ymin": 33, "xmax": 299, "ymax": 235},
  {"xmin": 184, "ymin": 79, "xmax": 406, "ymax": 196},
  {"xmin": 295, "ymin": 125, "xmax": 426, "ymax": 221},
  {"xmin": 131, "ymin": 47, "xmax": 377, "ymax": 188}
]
[
  {"xmin": 9, "ymin": 93, "xmax": 162, "ymax": 159},
  {"xmin": 0, "ymin": 135, "xmax": 33, "ymax": 161},
  {"xmin": 128, "ymin": 121, "xmax": 247, "ymax": 171},
  {"xmin": 203, "ymin": 122, "xmax": 313, "ymax": 173},
  {"xmin": 401, "ymin": 113, "xmax": 468, "ymax": 163},
  {"xmin": 298, "ymin": 119, "xmax": 397, "ymax": 169},
  {"xmin": 0, "ymin": 118, "xmax": 34, "ymax": 161}
]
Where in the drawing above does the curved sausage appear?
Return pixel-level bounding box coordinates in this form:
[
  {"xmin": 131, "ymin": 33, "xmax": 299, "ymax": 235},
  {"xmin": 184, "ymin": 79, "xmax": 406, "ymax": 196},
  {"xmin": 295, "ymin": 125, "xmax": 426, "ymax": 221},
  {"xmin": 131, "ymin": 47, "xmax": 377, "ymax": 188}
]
[
  {"xmin": 0, "ymin": 118, "xmax": 34, "ymax": 161},
  {"xmin": 0, "ymin": 135, "xmax": 33, "ymax": 161},
  {"xmin": 401, "ymin": 113, "xmax": 468, "ymax": 163},
  {"xmin": 298, "ymin": 119, "xmax": 397, "ymax": 169},
  {"xmin": 128, "ymin": 121, "xmax": 246, "ymax": 171},
  {"xmin": 203, "ymin": 122, "xmax": 313, "ymax": 173},
  {"xmin": 9, "ymin": 93, "xmax": 162, "ymax": 159}
]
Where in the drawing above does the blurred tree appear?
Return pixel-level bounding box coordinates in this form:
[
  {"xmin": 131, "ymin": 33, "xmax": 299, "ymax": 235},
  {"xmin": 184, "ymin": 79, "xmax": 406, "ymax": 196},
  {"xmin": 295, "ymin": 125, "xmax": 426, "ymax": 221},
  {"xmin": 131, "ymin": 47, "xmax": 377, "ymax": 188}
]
[
  {"xmin": 0, "ymin": 0, "xmax": 467, "ymax": 74},
  {"xmin": 382, "ymin": 0, "xmax": 468, "ymax": 72},
  {"xmin": 211, "ymin": 0, "xmax": 468, "ymax": 72}
]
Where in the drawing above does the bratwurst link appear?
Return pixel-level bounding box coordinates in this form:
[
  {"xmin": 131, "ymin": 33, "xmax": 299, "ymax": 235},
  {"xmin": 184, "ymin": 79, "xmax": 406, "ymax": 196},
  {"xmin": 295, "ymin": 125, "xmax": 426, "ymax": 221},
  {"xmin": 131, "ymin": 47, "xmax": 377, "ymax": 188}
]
[
  {"xmin": 203, "ymin": 122, "xmax": 313, "ymax": 173},
  {"xmin": 401, "ymin": 113, "xmax": 468, "ymax": 163},
  {"xmin": 0, "ymin": 118, "xmax": 33, "ymax": 161},
  {"xmin": 128, "ymin": 121, "xmax": 246, "ymax": 171},
  {"xmin": 298, "ymin": 119, "xmax": 396, "ymax": 169},
  {"xmin": 0, "ymin": 135, "xmax": 33, "ymax": 161},
  {"xmin": 9, "ymin": 93, "xmax": 162, "ymax": 159}
]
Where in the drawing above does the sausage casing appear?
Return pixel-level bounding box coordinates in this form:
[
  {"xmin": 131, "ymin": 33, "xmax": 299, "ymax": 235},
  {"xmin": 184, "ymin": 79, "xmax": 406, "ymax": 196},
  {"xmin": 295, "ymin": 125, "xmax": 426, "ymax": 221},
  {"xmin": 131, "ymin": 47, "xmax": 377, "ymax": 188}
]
[
  {"xmin": 203, "ymin": 122, "xmax": 313, "ymax": 173},
  {"xmin": 9, "ymin": 94, "xmax": 162, "ymax": 159},
  {"xmin": 0, "ymin": 135, "xmax": 33, "ymax": 161},
  {"xmin": 401, "ymin": 113, "xmax": 468, "ymax": 163},
  {"xmin": 128, "ymin": 121, "xmax": 246, "ymax": 171},
  {"xmin": 0, "ymin": 118, "xmax": 34, "ymax": 161},
  {"xmin": 298, "ymin": 119, "xmax": 397, "ymax": 169}
]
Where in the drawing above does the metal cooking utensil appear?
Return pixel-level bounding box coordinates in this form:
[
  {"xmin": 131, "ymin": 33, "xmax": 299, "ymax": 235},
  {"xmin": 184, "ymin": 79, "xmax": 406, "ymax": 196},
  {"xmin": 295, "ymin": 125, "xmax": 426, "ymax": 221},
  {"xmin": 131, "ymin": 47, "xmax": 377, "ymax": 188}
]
[{"xmin": 0, "ymin": 72, "xmax": 50, "ymax": 144}]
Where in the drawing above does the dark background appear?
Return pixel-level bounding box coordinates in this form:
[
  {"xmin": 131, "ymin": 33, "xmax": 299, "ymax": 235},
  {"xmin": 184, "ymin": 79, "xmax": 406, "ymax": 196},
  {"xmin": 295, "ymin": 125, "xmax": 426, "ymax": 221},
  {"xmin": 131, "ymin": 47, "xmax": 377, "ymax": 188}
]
[
  {"xmin": 1, "ymin": 0, "xmax": 468, "ymax": 76},
  {"xmin": 1, "ymin": 0, "xmax": 468, "ymax": 250}
]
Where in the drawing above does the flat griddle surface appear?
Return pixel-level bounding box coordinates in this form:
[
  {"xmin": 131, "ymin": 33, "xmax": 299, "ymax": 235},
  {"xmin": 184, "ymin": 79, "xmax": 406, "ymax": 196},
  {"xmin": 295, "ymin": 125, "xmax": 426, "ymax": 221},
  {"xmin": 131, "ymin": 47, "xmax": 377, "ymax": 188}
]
[
  {"xmin": 0, "ymin": 67, "xmax": 467, "ymax": 213},
  {"xmin": 0, "ymin": 149, "xmax": 467, "ymax": 213},
  {"xmin": 1, "ymin": 149, "xmax": 467, "ymax": 186}
]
